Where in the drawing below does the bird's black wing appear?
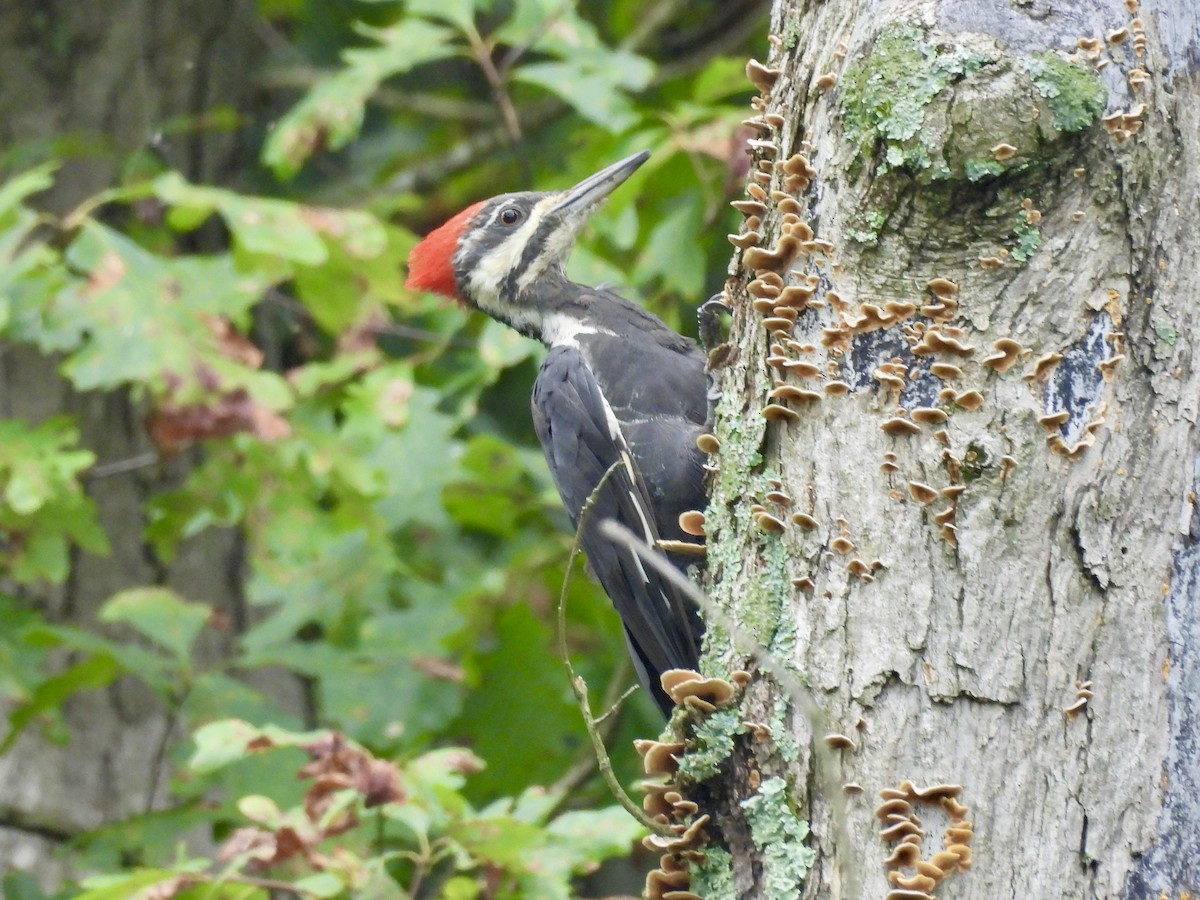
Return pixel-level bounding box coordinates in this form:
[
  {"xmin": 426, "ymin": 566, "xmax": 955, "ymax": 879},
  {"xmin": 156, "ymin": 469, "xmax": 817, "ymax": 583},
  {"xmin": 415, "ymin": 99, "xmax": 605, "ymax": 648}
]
[{"xmin": 532, "ymin": 344, "xmax": 700, "ymax": 713}]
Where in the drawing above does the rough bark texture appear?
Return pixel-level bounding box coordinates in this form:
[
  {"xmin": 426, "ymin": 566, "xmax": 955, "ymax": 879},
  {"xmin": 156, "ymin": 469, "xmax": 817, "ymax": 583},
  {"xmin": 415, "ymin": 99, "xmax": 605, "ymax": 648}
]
[
  {"xmin": 0, "ymin": 1, "xmax": 303, "ymax": 886},
  {"xmin": 697, "ymin": 1, "xmax": 1200, "ymax": 898}
]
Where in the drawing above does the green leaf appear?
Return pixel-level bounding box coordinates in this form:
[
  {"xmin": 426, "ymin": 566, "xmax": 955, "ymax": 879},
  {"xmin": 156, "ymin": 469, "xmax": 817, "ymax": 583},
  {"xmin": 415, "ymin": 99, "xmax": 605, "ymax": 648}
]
[
  {"xmin": 692, "ymin": 56, "xmax": 756, "ymax": 103},
  {"xmin": 156, "ymin": 172, "xmax": 389, "ymax": 267},
  {"xmin": 289, "ymin": 873, "xmax": 346, "ymax": 899},
  {"xmin": 476, "ymin": 318, "xmax": 536, "ymax": 370},
  {"xmin": 39, "ymin": 221, "xmax": 269, "ymax": 394},
  {"xmin": 440, "ymin": 876, "xmax": 482, "ymax": 900},
  {"xmin": 514, "ymin": 49, "xmax": 654, "ymax": 132},
  {"xmin": 188, "ymin": 719, "xmax": 272, "ymax": 774},
  {"xmin": 447, "ymin": 603, "xmax": 579, "ymax": 797},
  {"xmin": 313, "ymin": 598, "xmax": 467, "ymax": 746},
  {"xmin": 407, "ymin": 0, "xmax": 479, "ymax": 31},
  {"xmin": 263, "ymin": 19, "xmax": 457, "ymax": 178},
  {"xmin": 74, "ymin": 869, "xmax": 194, "ymax": 900},
  {"xmin": 449, "ymin": 815, "xmax": 545, "ymax": 867},
  {"xmin": 0, "ymin": 417, "xmax": 105, "ymax": 583},
  {"xmin": 99, "ymin": 588, "xmax": 211, "ymax": 663},
  {"xmin": 0, "ymin": 163, "xmax": 57, "ymax": 222},
  {"xmin": 638, "ymin": 197, "xmax": 705, "ymax": 298},
  {"xmin": 1, "ymin": 653, "xmax": 125, "ymax": 752},
  {"xmin": 188, "ymin": 719, "xmax": 329, "ymax": 774}
]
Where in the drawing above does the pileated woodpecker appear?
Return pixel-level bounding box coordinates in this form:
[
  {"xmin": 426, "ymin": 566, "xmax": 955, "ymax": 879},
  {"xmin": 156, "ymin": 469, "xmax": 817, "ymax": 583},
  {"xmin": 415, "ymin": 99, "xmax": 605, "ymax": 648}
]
[{"xmin": 406, "ymin": 151, "xmax": 707, "ymax": 714}]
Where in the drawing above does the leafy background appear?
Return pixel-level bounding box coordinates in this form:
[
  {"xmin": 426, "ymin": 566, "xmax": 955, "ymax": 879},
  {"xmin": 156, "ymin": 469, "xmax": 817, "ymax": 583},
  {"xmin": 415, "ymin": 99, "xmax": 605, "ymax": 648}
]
[{"xmin": 0, "ymin": 0, "xmax": 766, "ymax": 897}]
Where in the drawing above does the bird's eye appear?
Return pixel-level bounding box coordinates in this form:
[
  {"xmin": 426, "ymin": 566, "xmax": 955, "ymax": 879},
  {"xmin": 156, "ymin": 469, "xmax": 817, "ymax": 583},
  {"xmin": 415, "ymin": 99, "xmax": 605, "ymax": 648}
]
[{"xmin": 499, "ymin": 207, "xmax": 522, "ymax": 226}]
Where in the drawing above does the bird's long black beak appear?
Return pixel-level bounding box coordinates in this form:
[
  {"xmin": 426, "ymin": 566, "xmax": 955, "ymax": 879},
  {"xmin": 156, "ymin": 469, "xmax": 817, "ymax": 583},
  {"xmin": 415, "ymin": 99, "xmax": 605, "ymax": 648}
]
[{"xmin": 551, "ymin": 151, "xmax": 650, "ymax": 217}]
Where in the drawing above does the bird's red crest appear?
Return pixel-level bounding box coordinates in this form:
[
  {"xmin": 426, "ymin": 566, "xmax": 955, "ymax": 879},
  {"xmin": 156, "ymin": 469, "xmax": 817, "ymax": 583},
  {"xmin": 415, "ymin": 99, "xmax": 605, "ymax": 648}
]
[{"xmin": 405, "ymin": 201, "xmax": 486, "ymax": 300}]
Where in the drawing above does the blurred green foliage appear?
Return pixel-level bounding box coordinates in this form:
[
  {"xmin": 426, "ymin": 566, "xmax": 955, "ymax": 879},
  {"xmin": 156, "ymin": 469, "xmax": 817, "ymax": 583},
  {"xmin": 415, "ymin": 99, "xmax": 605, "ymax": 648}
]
[{"xmin": 0, "ymin": 0, "xmax": 763, "ymax": 896}]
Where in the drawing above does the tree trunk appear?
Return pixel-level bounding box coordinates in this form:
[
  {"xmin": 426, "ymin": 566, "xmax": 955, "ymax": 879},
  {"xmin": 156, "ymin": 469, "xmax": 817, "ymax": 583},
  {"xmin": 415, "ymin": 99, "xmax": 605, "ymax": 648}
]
[
  {"xmin": 0, "ymin": 1, "xmax": 294, "ymax": 886},
  {"xmin": 698, "ymin": 1, "xmax": 1200, "ymax": 897}
]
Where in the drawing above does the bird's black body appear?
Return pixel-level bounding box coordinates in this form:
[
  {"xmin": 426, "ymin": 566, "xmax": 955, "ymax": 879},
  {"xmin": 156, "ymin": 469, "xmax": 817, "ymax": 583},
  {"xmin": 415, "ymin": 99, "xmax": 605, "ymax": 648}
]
[
  {"xmin": 407, "ymin": 152, "xmax": 707, "ymax": 714},
  {"xmin": 529, "ymin": 285, "xmax": 707, "ymax": 712}
]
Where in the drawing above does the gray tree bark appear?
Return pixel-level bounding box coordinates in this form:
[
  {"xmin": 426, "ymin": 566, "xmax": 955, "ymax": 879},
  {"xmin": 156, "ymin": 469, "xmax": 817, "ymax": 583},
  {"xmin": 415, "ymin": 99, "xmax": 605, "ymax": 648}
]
[
  {"xmin": 697, "ymin": 1, "xmax": 1200, "ymax": 898},
  {"xmin": 0, "ymin": 1, "xmax": 300, "ymax": 887}
]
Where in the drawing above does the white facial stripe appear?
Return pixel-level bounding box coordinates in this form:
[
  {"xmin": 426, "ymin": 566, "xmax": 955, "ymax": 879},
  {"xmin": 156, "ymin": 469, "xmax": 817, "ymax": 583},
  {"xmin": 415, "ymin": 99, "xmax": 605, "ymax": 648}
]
[
  {"xmin": 516, "ymin": 208, "xmax": 580, "ymax": 294},
  {"xmin": 465, "ymin": 195, "xmax": 558, "ymax": 319}
]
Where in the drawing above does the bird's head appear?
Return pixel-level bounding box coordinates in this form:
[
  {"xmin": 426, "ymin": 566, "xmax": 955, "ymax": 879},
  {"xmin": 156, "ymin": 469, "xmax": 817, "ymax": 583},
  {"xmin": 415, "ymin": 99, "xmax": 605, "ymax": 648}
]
[{"xmin": 405, "ymin": 151, "xmax": 649, "ymax": 337}]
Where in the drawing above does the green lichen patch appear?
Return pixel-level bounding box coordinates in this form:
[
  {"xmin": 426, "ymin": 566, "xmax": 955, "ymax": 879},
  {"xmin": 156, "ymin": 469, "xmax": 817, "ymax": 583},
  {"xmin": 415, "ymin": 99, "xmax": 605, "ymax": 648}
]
[
  {"xmin": 1153, "ymin": 320, "xmax": 1177, "ymax": 345},
  {"xmin": 965, "ymin": 158, "xmax": 1006, "ymax": 181},
  {"xmin": 740, "ymin": 776, "xmax": 817, "ymax": 898},
  {"xmin": 846, "ymin": 208, "xmax": 888, "ymax": 245},
  {"xmin": 839, "ymin": 20, "xmax": 995, "ymax": 175},
  {"xmin": 1019, "ymin": 52, "xmax": 1106, "ymax": 133},
  {"xmin": 690, "ymin": 847, "xmax": 736, "ymax": 898},
  {"xmin": 1010, "ymin": 206, "xmax": 1042, "ymax": 263},
  {"xmin": 676, "ymin": 709, "xmax": 744, "ymax": 781}
]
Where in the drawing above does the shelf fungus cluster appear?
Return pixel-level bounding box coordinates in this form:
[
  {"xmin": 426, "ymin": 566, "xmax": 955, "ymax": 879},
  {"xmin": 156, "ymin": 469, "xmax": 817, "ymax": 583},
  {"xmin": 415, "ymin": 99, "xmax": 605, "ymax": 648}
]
[
  {"xmin": 1099, "ymin": 331, "xmax": 1127, "ymax": 381},
  {"xmin": 1064, "ymin": 679, "xmax": 1095, "ymax": 716},
  {"xmin": 1102, "ymin": 103, "xmax": 1146, "ymax": 142},
  {"xmin": 981, "ymin": 337, "xmax": 1026, "ymax": 374},
  {"xmin": 639, "ymin": 669, "xmax": 749, "ymax": 900},
  {"xmin": 745, "ymin": 58, "xmax": 781, "ymax": 96},
  {"xmin": 645, "ymin": 853, "xmax": 701, "ymax": 900},
  {"xmin": 1045, "ymin": 403, "xmax": 1107, "ymax": 460},
  {"xmin": 877, "ymin": 781, "xmax": 973, "ymax": 900},
  {"xmin": 930, "ymin": 483, "xmax": 966, "ymax": 549},
  {"xmin": 1024, "ymin": 351, "xmax": 1064, "ymax": 388}
]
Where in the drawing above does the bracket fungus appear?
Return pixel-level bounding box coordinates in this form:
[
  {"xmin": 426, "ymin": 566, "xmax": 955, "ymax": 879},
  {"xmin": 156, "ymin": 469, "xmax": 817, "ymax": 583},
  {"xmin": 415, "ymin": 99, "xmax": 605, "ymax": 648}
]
[
  {"xmin": 762, "ymin": 403, "xmax": 801, "ymax": 424},
  {"xmin": 1038, "ymin": 410, "xmax": 1070, "ymax": 430},
  {"xmin": 953, "ymin": 390, "xmax": 985, "ymax": 411},
  {"xmin": 1065, "ymin": 679, "xmax": 1095, "ymax": 716},
  {"xmin": 660, "ymin": 669, "xmax": 736, "ymax": 710},
  {"xmin": 1025, "ymin": 351, "xmax": 1064, "ymax": 383},
  {"xmin": 982, "ymin": 337, "xmax": 1025, "ymax": 373},
  {"xmin": 877, "ymin": 782, "xmax": 973, "ymax": 900},
  {"xmin": 990, "ymin": 142, "xmax": 1018, "ymax": 160},
  {"xmin": 740, "ymin": 117, "xmax": 772, "ymax": 135},
  {"xmin": 635, "ymin": 739, "xmax": 686, "ymax": 776},
  {"xmin": 745, "ymin": 59, "xmax": 781, "ymax": 94},
  {"xmin": 881, "ymin": 416, "xmax": 923, "ymax": 437},
  {"xmin": 755, "ymin": 510, "xmax": 788, "ymax": 533},
  {"xmin": 657, "ymin": 539, "xmax": 706, "ymax": 557},
  {"xmin": 746, "ymin": 138, "xmax": 779, "ymax": 158},
  {"xmin": 930, "ymin": 362, "xmax": 963, "ymax": 380},
  {"xmin": 642, "ymin": 813, "xmax": 711, "ymax": 854},
  {"xmin": 762, "ymin": 316, "xmax": 796, "ymax": 333},
  {"xmin": 1098, "ymin": 353, "xmax": 1126, "ymax": 380},
  {"xmin": 910, "ymin": 407, "xmax": 948, "ymax": 426},
  {"xmin": 743, "ymin": 236, "xmax": 801, "ymax": 273},
  {"xmin": 847, "ymin": 558, "xmax": 874, "ymax": 580},
  {"xmin": 732, "ymin": 199, "xmax": 768, "ymax": 218},
  {"xmin": 912, "ymin": 328, "xmax": 976, "ymax": 358},
  {"xmin": 646, "ymin": 859, "xmax": 691, "ymax": 896},
  {"xmin": 907, "ymin": 482, "xmax": 939, "ymax": 505},
  {"xmin": 728, "ymin": 230, "xmax": 763, "ymax": 250},
  {"xmin": 792, "ymin": 511, "xmax": 820, "ymax": 530},
  {"xmin": 830, "ymin": 536, "xmax": 855, "ymax": 555},
  {"xmin": 678, "ymin": 510, "xmax": 706, "ymax": 537},
  {"xmin": 823, "ymin": 733, "xmax": 857, "ymax": 751}
]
